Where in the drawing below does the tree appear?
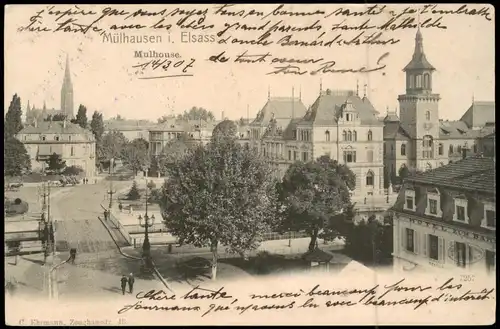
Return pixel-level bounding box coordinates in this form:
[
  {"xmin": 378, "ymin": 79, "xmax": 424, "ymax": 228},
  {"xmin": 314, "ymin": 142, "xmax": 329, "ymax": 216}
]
[
  {"xmin": 63, "ymin": 165, "xmax": 84, "ymax": 176},
  {"xmin": 127, "ymin": 181, "xmax": 141, "ymax": 200},
  {"xmin": 176, "ymin": 107, "xmax": 215, "ymax": 121},
  {"xmin": 72, "ymin": 104, "xmax": 88, "ymax": 128},
  {"xmin": 98, "ymin": 131, "xmax": 128, "ymax": 166},
  {"xmin": 90, "ymin": 111, "xmax": 105, "ymax": 142},
  {"xmin": 4, "ymin": 137, "xmax": 31, "ymax": 176},
  {"xmin": 279, "ymin": 155, "xmax": 355, "ymax": 252},
  {"xmin": 212, "ymin": 119, "xmax": 237, "ymax": 142},
  {"xmin": 155, "ymin": 135, "xmax": 191, "ymax": 175},
  {"xmin": 122, "ymin": 138, "xmax": 150, "ymax": 175},
  {"xmin": 398, "ymin": 165, "xmax": 409, "ymax": 183},
  {"xmin": 5, "ymin": 94, "xmax": 23, "ymax": 138},
  {"xmin": 161, "ymin": 138, "xmax": 277, "ymax": 280},
  {"xmin": 46, "ymin": 153, "xmax": 66, "ymax": 173}
]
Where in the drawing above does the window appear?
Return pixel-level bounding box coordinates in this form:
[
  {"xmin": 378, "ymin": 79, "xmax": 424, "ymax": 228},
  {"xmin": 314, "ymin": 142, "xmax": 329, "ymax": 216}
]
[
  {"xmin": 423, "ymin": 73, "xmax": 430, "ymax": 89},
  {"xmin": 449, "ymin": 145, "xmax": 453, "ymax": 155},
  {"xmin": 366, "ymin": 150, "xmax": 373, "ymax": 162},
  {"xmin": 406, "ymin": 228, "xmax": 415, "ymax": 253},
  {"xmin": 404, "ymin": 189, "xmax": 415, "ymax": 211},
  {"xmin": 429, "ymin": 199, "xmax": 438, "ymax": 215},
  {"xmin": 293, "ymin": 151, "xmax": 297, "ymax": 161},
  {"xmin": 348, "ymin": 131, "xmax": 352, "ymax": 141},
  {"xmin": 408, "ymin": 74, "xmax": 414, "ymax": 88},
  {"xmin": 453, "ymin": 197, "xmax": 469, "ymax": 224},
  {"xmin": 416, "ymin": 74, "xmax": 422, "ymax": 88},
  {"xmin": 41, "ymin": 135, "xmax": 46, "ymax": 141},
  {"xmin": 455, "ymin": 242, "xmax": 467, "ymax": 268},
  {"xmin": 343, "ymin": 150, "xmax": 356, "ymax": 163},
  {"xmin": 401, "ymin": 144, "xmax": 406, "ymax": 156},
  {"xmin": 438, "ymin": 143, "xmax": 443, "ymax": 155},
  {"xmin": 422, "ymin": 135, "xmax": 433, "ymax": 159},
  {"xmin": 482, "ymin": 202, "xmax": 495, "ymax": 229},
  {"xmin": 342, "ymin": 131, "xmax": 347, "ymax": 141},
  {"xmin": 346, "ymin": 113, "xmax": 351, "ymax": 121},
  {"xmin": 425, "ymin": 111, "xmax": 431, "ymax": 121},
  {"xmin": 55, "ymin": 136, "xmax": 60, "ymax": 141},
  {"xmin": 429, "ymin": 234, "xmax": 439, "ymax": 261},
  {"xmin": 288, "ymin": 150, "xmax": 292, "ymax": 161},
  {"xmin": 325, "ymin": 130, "xmax": 330, "ymax": 142},
  {"xmin": 473, "ymin": 144, "xmax": 477, "ymax": 153},
  {"xmin": 70, "ymin": 146, "xmax": 74, "ymax": 156},
  {"xmin": 293, "ymin": 130, "xmax": 297, "ymax": 139},
  {"xmin": 457, "ymin": 145, "xmax": 462, "ymax": 154},
  {"xmin": 366, "ymin": 171, "xmax": 374, "ymax": 186},
  {"xmin": 24, "ymin": 136, "xmax": 27, "ymax": 140},
  {"xmin": 367, "ymin": 130, "xmax": 372, "ymax": 141},
  {"xmin": 353, "ymin": 131, "xmax": 357, "ymax": 141},
  {"xmin": 383, "ymin": 144, "xmax": 386, "ymax": 155},
  {"xmin": 486, "ymin": 250, "xmax": 496, "ymax": 273},
  {"xmin": 302, "ymin": 152, "xmax": 308, "ymax": 162}
]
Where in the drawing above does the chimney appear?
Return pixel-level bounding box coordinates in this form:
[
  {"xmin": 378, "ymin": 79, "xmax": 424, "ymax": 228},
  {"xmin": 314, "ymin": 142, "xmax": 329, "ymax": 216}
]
[{"xmin": 63, "ymin": 119, "xmax": 67, "ymax": 129}]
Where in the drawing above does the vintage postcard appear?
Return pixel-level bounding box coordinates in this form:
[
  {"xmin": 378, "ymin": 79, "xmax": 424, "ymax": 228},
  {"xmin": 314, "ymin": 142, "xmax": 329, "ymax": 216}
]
[{"xmin": 4, "ymin": 3, "xmax": 495, "ymax": 326}]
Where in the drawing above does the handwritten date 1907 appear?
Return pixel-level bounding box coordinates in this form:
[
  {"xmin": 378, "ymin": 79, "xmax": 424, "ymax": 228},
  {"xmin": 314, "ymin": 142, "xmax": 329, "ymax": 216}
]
[{"xmin": 132, "ymin": 58, "xmax": 195, "ymax": 79}]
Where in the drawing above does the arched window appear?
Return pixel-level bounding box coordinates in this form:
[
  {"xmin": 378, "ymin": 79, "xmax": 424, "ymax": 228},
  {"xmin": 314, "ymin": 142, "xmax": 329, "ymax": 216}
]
[
  {"xmin": 449, "ymin": 145, "xmax": 454, "ymax": 155},
  {"xmin": 342, "ymin": 130, "xmax": 347, "ymax": 141},
  {"xmin": 423, "ymin": 73, "xmax": 430, "ymax": 89},
  {"xmin": 423, "ymin": 136, "xmax": 433, "ymax": 147},
  {"xmin": 366, "ymin": 171, "xmax": 374, "ymax": 186},
  {"xmin": 367, "ymin": 150, "xmax": 373, "ymax": 163},
  {"xmin": 416, "ymin": 74, "xmax": 422, "ymax": 88},
  {"xmin": 438, "ymin": 143, "xmax": 443, "ymax": 155},
  {"xmin": 401, "ymin": 144, "xmax": 406, "ymax": 156},
  {"xmin": 353, "ymin": 131, "xmax": 357, "ymax": 141},
  {"xmin": 425, "ymin": 111, "xmax": 431, "ymax": 121},
  {"xmin": 367, "ymin": 130, "xmax": 373, "ymax": 141},
  {"xmin": 348, "ymin": 131, "xmax": 352, "ymax": 141},
  {"xmin": 325, "ymin": 130, "xmax": 330, "ymax": 142}
]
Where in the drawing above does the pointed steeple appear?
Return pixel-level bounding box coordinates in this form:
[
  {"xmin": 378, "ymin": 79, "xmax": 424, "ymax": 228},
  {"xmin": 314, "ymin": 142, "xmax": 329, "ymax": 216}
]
[
  {"xmin": 61, "ymin": 53, "xmax": 74, "ymax": 119},
  {"xmin": 403, "ymin": 28, "xmax": 435, "ymax": 71},
  {"xmin": 64, "ymin": 53, "xmax": 72, "ymax": 83}
]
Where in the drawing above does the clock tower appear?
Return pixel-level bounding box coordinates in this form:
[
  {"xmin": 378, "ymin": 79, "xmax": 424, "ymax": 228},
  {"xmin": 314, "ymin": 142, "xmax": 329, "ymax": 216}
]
[{"xmin": 398, "ymin": 28, "xmax": 440, "ymax": 167}]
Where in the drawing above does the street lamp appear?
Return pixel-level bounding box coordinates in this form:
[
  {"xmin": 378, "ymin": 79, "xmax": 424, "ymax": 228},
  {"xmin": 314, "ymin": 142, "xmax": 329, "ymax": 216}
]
[
  {"xmin": 108, "ymin": 158, "xmax": 115, "ymax": 210},
  {"xmin": 138, "ymin": 176, "xmax": 155, "ymax": 271}
]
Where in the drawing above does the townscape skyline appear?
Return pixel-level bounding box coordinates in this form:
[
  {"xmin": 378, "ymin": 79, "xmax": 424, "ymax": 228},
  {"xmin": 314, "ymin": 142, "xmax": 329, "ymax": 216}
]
[{"xmin": 4, "ymin": 4, "xmax": 494, "ymax": 122}]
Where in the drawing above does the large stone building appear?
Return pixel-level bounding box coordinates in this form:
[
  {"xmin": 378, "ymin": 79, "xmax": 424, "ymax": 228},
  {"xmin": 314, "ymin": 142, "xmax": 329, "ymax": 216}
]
[
  {"xmin": 391, "ymin": 156, "xmax": 495, "ymax": 275},
  {"xmin": 16, "ymin": 120, "xmax": 96, "ymax": 178},
  {"xmin": 104, "ymin": 120, "xmax": 156, "ymax": 142},
  {"xmin": 384, "ymin": 29, "xmax": 495, "ymax": 182},
  {"xmin": 26, "ymin": 55, "xmax": 75, "ymax": 124},
  {"xmin": 247, "ymin": 89, "xmax": 389, "ymax": 207}
]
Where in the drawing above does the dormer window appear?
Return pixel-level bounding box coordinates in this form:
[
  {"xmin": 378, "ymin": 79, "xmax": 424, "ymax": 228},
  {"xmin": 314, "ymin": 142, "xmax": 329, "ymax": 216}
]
[
  {"xmin": 453, "ymin": 196, "xmax": 469, "ymax": 224},
  {"xmin": 404, "ymin": 189, "xmax": 416, "ymax": 211},
  {"xmin": 55, "ymin": 136, "xmax": 60, "ymax": 141},
  {"xmin": 425, "ymin": 187, "xmax": 442, "ymax": 217},
  {"xmin": 481, "ymin": 202, "xmax": 495, "ymax": 230}
]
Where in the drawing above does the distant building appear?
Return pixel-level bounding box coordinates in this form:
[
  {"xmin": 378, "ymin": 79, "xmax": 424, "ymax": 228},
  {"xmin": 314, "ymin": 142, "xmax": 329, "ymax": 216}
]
[
  {"xmin": 476, "ymin": 128, "xmax": 495, "ymax": 158},
  {"xmin": 16, "ymin": 120, "xmax": 96, "ymax": 178},
  {"xmin": 104, "ymin": 120, "xmax": 154, "ymax": 142},
  {"xmin": 26, "ymin": 55, "xmax": 75, "ymax": 124},
  {"xmin": 384, "ymin": 29, "xmax": 495, "ymax": 181},
  {"xmin": 391, "ymin": 156, "xmax": 495, "ymax": 275}
]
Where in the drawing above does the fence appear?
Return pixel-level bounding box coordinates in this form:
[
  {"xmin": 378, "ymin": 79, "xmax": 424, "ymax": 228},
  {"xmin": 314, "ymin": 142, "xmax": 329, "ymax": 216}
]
[{"xmin": 107, "ymin": 212, "xmax": 133, "ymax": 245}]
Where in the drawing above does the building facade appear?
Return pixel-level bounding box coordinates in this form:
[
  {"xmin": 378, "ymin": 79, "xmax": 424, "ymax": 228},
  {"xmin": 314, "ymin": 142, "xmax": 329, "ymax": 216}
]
[
  {"xmin": 391, "ymin": 156, "xmax": 495, "ymax": 275},
  {"xmin": 16, "ymin": 120, "xmax": 96, "ymax": 178},
  {"xmin": 384, "ymin": 29, "xmax": 495, "ymax": 181},
  {"xmin": 26, "ymin": 55, "xmax": 75, "ymax": 124}
]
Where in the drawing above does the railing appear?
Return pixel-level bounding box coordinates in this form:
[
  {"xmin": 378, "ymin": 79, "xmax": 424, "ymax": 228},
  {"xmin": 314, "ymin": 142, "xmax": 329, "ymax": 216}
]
[{"xmin": 107, "ymin": 212, "xmax": 133, "ymax": 245}]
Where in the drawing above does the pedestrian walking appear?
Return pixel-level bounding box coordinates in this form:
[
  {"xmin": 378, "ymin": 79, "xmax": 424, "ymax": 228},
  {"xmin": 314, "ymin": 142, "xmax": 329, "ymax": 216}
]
[
  {"xmin": 128, "ymin": 273, "xmax": 135, "ymax": 294},
  {"xmin": 120, "ymin": 275, "xmax": 128, "ymax": 295},
  {"xmin": 69, "ymin": 248, "xmax": 77, "ymax": 265},
  {"xmin": 118, "ymin": 202, "xmax": 123, "ymax": 213},
  {"xmin": 104, "ymin": 209, "xmax": 109, "ymax": 221}
]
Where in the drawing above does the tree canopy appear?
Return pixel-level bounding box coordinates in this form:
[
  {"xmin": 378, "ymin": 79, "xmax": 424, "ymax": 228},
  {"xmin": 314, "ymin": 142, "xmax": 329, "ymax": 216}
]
[
  {"xmin": 46, "ymin": 153, "xmax": 66, "ymax": 173},
  {"xmin": 154, "ymin": 135, "xmax": 191, "ymax": 176},
  {"xmin": 44, "ymin": 113, "xmax": 68, "ymax": 121},
  {"xmin": 72, "ymin": 104, "xmax": 88, "ymax": 128},
  {"xmin": 98, "ymin": 131, "xmax": 128, "ymax": 165},
  {"xmin": 122, "ymin": 138, "xmax": 150, "ymax": 175},
  {"xmin": 161, "ymin": 138, "xmax": 277, "ymax": 280},
  {"xmin": 278, "ymin": 155, "xmax": 356, "ymax": 251},
  {"xmin": 157, "ymin": 115, "xmax": 176, "ymax": 124},
  {"xmin": 5, "ymin": 94, "xmax": 23, "ymax": 138},
  {"xmin": 212, "ymin": 119, "xmax": 237, "ymax": 142},
  {"xmin": 4, "ymin": 137, "xmax": 31, "ymax": 177},
  {"xmin": 176, "ymin": 107, "xmax": 215, "ymax": 121},
  {"xmin": 90, "ymin": 111, "xmax": 104, "ymax": 141}
]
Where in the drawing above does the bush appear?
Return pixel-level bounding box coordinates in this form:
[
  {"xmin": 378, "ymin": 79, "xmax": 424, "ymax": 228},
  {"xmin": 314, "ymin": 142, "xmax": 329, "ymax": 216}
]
[
  {"xmin": 14, "ymin": 198, "xmax": 22, "ymax": 205},
  {"xmin": 127, "ymin": 181, "xmax": 141, "ymax": 200},
  {"xmin": 253, "ymin": 251, "xmax": 272, "ymax": 274},
  {"xmin": 5, "ymin": 199, "xmax": 29, "ymax": 216},
  {"xmin": 63, "ymin": 165, "xmax": 84, "ymax": 176}
]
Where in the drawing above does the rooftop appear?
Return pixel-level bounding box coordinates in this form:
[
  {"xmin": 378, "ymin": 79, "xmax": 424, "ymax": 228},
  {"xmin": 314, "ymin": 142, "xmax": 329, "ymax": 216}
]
[
  {"xmin": 18, "ymin": 121, "xmax": 94, "ymax": 140},
  {"xmin": 405, "ymin": 156, "xmax": 495, "ymax": 194}
]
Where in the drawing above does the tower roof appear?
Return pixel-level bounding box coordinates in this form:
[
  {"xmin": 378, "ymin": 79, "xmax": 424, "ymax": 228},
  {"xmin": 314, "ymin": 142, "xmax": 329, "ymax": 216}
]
[
  {"xmin": 403, "ymin": 29, "xmax": 435, "ymax": 71},
  {"xmin": 63, "ymin": 54, "xmax": 72, "ymax": 84}
]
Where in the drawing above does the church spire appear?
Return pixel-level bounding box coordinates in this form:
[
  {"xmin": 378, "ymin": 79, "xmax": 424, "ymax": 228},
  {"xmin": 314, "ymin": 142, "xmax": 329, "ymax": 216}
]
[
  {"xmin": 403, "ymin": 29, "xmax": 435, "ymax": 71},
  {"xmin": 64, "ymin": 53, "xmax": 72, "ymax": 83},
  {"xmin": 61, "ymin": 53, "xmax": 74, "ymax": 119}
]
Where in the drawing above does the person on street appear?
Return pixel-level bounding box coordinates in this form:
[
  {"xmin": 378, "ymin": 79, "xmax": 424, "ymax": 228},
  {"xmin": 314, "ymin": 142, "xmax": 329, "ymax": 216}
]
[
  {"xmin": 118, "ymin": 202, "xmax": 123, "ymax": 213},
  {"xmin": 104, "ymin": 209, "xmax": 109, "ymax": 221},
  {"xmin": 69, "ymin": 248, "xmax": 77, "ymax": 264},
  {"xmin": 128, "ymin": 273, "xmax": 135, "ymax": 294},
  {"xmin": 120, "ymin": 275, "xmax": 128, "ymax": 295}
]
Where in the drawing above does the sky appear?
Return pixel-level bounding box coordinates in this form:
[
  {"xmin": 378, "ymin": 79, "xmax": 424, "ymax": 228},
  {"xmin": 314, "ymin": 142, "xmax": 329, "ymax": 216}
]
[{"xmin": 4, "ymin": 4, "xmax": 495, "ymax": 122}]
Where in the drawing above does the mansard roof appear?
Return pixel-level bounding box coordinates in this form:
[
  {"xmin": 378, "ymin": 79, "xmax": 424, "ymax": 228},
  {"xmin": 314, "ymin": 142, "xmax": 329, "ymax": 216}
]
[{"xmin": 252, "ymin": 97, "xmax": 307, "ymax": 126}]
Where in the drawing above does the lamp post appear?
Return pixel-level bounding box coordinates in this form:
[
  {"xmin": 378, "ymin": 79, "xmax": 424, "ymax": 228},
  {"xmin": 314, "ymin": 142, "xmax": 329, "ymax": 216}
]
[
  {"xmin": 108, "ymin": 158, "xmax": 115, "ymax": 210},
  {"xmin": 138, "ymin": 174, "xmax": 155, "ymax": 271}
]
